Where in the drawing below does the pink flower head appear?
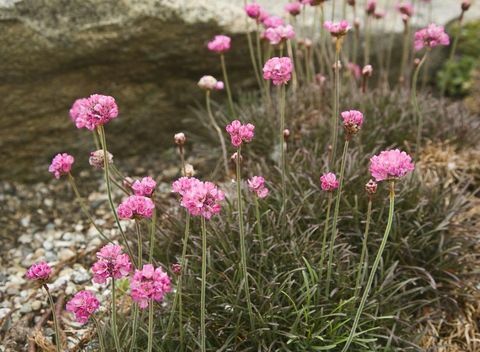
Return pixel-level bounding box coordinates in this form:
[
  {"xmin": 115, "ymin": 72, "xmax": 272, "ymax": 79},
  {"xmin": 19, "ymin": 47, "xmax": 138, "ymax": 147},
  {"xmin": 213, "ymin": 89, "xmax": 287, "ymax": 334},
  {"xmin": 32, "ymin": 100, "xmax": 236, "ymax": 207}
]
[
  {"xmin": 462, "ymin": 0, "xmax": 471, "ymax": 11},
  {"xmin": 248, "ymin": 176, "xmax": 269, "ymax": 198},
  {"xmin": 320, "ymin": 172, "xmax": 339, "ymax": 191},
  {"xmin": 285, "ymin": 2, "xmax": 302, "ymax": 16},
  {"xmin": 180, "ymin": 181, "xmax": 225, "ymax": 219},
  {"xmin": 263, "ymin": 57, "xmax": 293, "ymax": 86},
  {"xmin": 341, "ymin": 110, "xmax": 364, "ymax": 136},
  {"xmin": 215, "ymin": 81, "xmax": 224, "ymax": 90},
  {"xmin": 117, "ymin": 195, "xmax": 155, "ymax": 219},
  {"xmin": 49, "ymin": 153, "xmax": 74, "ymax": 179},
  {"xmin": 226, "ymin": 120, "xmax": 255, "ymax": 147},
  {"xmin": 26, "ymin": 261, "xmax": 52, "ymax": 281},
  {"xmin": 245, "ymin": 2, "xmax": 262, "ymax": 19},
  {"xmin": 66, "ymin": 291, "xmax": 100, "ymax": 324},
  {"xmin": 172, "ymin": 177, "xmax": 202, "ymax": 197},
  {"xmin": 366, "ymin": 0, "xmax": 376, "ymax": 15},
  {"xmin": 369, "ymin": 149, "xmax": 415, "ymax": 182},
  {"xmin": 414, "ymin": 23, "xmax": 450, "ymax": 51},
  {"xmin": 264, "ymin": 25, "xmax": 295, "ymax": 45},
  {"xmin": 91, "ymin": 244, "xmax": 132, "ymax": 284},
  {"xmin": 324, "ymin": 20, "xmax": 351, "ymax": 37},
  {"xmin": 130, "ymin": 264, "xmax": 172, "ymax": 309},
  {"xmin": 72, "ymin": 94, "xmax": 118, "ymax": 131},
  {"xmin": 262, "ymin": 15, "xmax": 285, "ymax": 28},
  {"xmin": 396, "ymin": 2, "xmax": 414, "ymax": 17},
  {"xmin": 132, "ymin": 176, "xmax": 157, "ymax": 197},
  {"xmin": 207, "ymin": 35, "xmax": 231, "ymax": 54},
  {"xmin": 347, "ymin": 62, "xmax": 361, "ymax": 80}
]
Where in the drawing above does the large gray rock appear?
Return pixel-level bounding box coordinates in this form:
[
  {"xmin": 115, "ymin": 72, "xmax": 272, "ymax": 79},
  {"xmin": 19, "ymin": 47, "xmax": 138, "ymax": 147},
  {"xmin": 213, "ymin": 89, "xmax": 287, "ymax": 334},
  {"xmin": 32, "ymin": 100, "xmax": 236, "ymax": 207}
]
[{"xmin": 0, "ymin": 0, "xmax": 252, "ymax": 182}]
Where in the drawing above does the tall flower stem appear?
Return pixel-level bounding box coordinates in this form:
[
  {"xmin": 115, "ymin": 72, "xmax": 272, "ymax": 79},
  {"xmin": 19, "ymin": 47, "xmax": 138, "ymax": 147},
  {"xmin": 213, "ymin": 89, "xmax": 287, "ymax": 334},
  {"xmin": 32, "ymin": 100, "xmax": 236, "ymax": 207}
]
[
  {"xmin": 149, "ymin": 199, "xmax": 157, "ymax": 262},
  {"xmin": 318, "ymin": 192, "xmax": 333, "ymax": 283},
  {"xmin": 206, "ymin": 90, "xmax": 229, "ymax": 176},
  {"xmin": 200, "ymin": 217, "xmax": 207, "ymax": 352},
  {"xmin": 236, "ymin": 146, "xmax": 255, "ymax": 329},
  {"xmin": 43, "ymin": 285, "xmax": 61, "ymax": 352},
  {"xmin": 179, "ymin": 145, "xmax": 187, "ymax": 176},
  {"xmin": 220, "ymin": 54, "xmax": 235, "ymax": 117},
  {"xmin": 147, "ymin": 300, "xmax": 154, "ymax": 352},
  {"xmin": 353, "ymin": 198, "xmax": 372, "ymax": 301},
  {"xmin": 67, "ymin": 173, "xmax": 111, "ymax": 243},
  {"xmin": 254, "ymin": 196, "xmax": 264, "ymax": 259},
  {"xmin": 412, "ymin": 51, "xmax": 428, "ymax": 156},
  {"xmin": 325, "ymin": 139, "xmax": 349, "ymax": 296},
  {"xmin": 279, "ymin": 84, "xmax": 287, "ymax": 212},
  {"xmin": 440, "ymin": 16, "xmax": 463, "ymax": 97},
  {"xmin": 111, "ymin": 277, "xmax": 121, "ymax": 352},
  {"xmin": 164, "ymin": 213, "xmax": 191, "ymax": 348},
  {"xmin": 246, "ymin": 23, "xmax": 262, "ymax": 90},
  {"xmin": 129, "ymin": 305, "xmax": 138, "ymax": 352},
  {"xmin": 92, "ymin": 316, "xmax": 106, "ymax": 352},
  {"xmin": 330, "ymin": 40, "xmax": 342, "ymax": 165},
  {"xmin": 341, "ymin": 181, "xmax": 396, "ymax": 352},
  {"xmin": 399, "ymin": 21, "xmax": 410, "ymax": 85},
  {"xmin": 287, "ymin": 40, "xmax": 298, "ymax": 92},
  {"xmin": 98, "ymin": 126, "xmax": 135, "ymax": 266},
  {"xmin": 363, "ymin": 17, "xmax": 370, "ymax": 66}
]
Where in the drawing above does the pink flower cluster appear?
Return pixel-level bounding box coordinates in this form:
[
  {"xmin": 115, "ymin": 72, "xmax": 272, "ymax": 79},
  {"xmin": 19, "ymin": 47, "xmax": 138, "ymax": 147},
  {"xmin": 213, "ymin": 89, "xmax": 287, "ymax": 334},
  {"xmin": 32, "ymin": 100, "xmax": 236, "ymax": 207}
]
[
  {"xmin": 91, "ymin": 244, "xmax": 132, "ymax": 284},
  {"xmin": 26, "ymin": 261, "xmax": 52, "ymax": 281},
  {"xmin": 263, "ymin": 57, "xmax": 293, "ymax": 86},
  {"xmin": 285, "ymin": 2, "xmax": 302, "ymax": 16},
  {"xmin": 130, "ymin": 264, "xmax": 172, "ymax": 309},
  {"xmin": 396, "ymin": 2, "xmax": 414, "ymax": 17},
  {"xmin": 324, "ymin": 20, "xmax": 351, "ymax": 37},
  {"xmin": 207, "ymin": 35, "xmax": 231, "ymax": 54},
  {"xmin": 226, "ymin": 120, "xmax": 255, "ymax": 147},
  {"xmin": 248, "ymin": 176, "xmax": 269, "ymax": 198},
  {"xmin": 320, "ymin": 172, "xmax": 339, "ymax": 191},
  {"xmin": 117, "ymin": 195, "xmax": 155, "ymax": 219},
  {"xmin": 49, "ymin": 153, "xmax": 74, "ymax": 179},
  {"xmin": 198, "ymin": 75, "xmax": 224, "ymax": 91},
  {"xmin": 341, "ymin": 110, "xmax": 364, "ymax": 136},
  {"xmin": 366, "ymin": 0, "xmax": 376, "ymax": 14},
  {"xmin": 245, "ymin": 2, "xmax": 262, "ymax": 19},
  {"xmin": 369, "ymin": 149, "xmax": 415, "ymax": 182},
  {"xmin": 132, "ymin": 176, "xmax": 156, "ymax": 197},
  {"xmin": 69, "ymin": 94, "xmax": 119, "ymax": 131},
  {"xmin": 264, "ymin": 24, "xmax": 295, "ymax": 45},
  {"xmin": 262, "ymin": 15, "xmax": 285, "ymax": 28},
  {"xmin": 66, "ymin": 290, "xmax": 100, "ymax": 324},
  {"xmin": 414, "ymin": 23, "xmax": 450, "ymax": 51},
  {"xmin": 172, "ymin": 177, "xmax": 225, "ymax": 219}
]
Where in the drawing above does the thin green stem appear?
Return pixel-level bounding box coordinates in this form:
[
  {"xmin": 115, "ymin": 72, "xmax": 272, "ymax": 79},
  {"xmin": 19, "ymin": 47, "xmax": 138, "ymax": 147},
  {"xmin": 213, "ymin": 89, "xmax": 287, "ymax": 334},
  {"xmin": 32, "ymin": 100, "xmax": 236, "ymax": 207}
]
[
  {"xmin": 206, "ymin": 91, "xmax": 229, "ymax": 176},
  {"xmin": 129, "ymin": 304, "xmax": 139, "ymax": 352},
  {"xmin": 44, "ymin": 285, "xmax": 61, "ymax": 352},
  {"xmin": 147, "ymin": 300, "xmax": 154, "ymax": 352},
  {"xmin": 236, "ymin": 147, "xmax": 255, "ymax": 329},
  {"xmin": 98, "ymin": 126, "xmax": 136, "ymax": 266},
  {"xmin": 135, "ymin": 221, "xmax": 142, "ymax": 268},
  {"xmin": 341, "ymin": 181, "xmax": 396, "ymax": 352},
  {"xmin": 354, "ymin": 199, "xmax": 372, "ymax": 300},
  {"xmin": 318, "ymin": 192, "xmax": 333, "ymax": 283},
  {"xmin": 330, "ymin": 42, "xmax": 341, "ymax": 165},
  {"xmin": 200, "ymin": 216, "xmax": 207, "ymax": 352},
  {"xmin": 363, "ymin": 17, "xmax": 370, "ymax": 66},
  {"xmin": 254, "ymin": 196, "xmax": 264, "ymax": 258},
  {"xmin": 279, "ymin": 84, "xmax": 287, "ymax": 213},
  {"xmin": 149, "ymin": 201, "xmax": 157, "ymax": 262},
  {"xmin": 111, "ymin": 277, "xmax": 121, "ymax": 352},
  {"xmin": 92, "ymin": 316, "xmax": 106, "ymax": 352},
  {"xmin": 412, "ymin": 52, "xmax": 428, "ymax": 157},
  {"xmin": 399, "ymin": 22, "xmax": 410, "ymax": 85},
  {"xmin": 246, "ymin": 21, "xmax": 262, "ymax": 90},
  {"xmin": 220, "ymin": 54, "xmax": 235, "ymax": 117},
  {"xmin": 325, "ymin": 139, "xmax": 349, "ymax": 296}
]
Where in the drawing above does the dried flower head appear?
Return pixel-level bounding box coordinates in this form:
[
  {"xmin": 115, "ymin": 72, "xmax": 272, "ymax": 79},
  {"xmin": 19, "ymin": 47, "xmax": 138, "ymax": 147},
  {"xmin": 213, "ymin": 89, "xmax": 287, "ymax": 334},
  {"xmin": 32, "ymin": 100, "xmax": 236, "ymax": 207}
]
[
  {"xmin": 174, "ymin": 132, "xmax": 186, "ymax": 146},
  {"xmin": 362, "ymin": 65, "xmax": 373, "ymax": 77},
  {"xmin": 184, "ymin": 164, "xmax": 195, "ymax": 177},
  {"xmin": 49, "ymin": 153, "xmax": 74, "ymax": 179},
  {"xmin": 198, "ymin": 75, "xmax": 223, "ymax": 90},
  {"xmin": 66, "ymin": 290, "xmax": 100, "ymax": 324},
  {"xmin": 89, "ymin": 150, "xmax": 113, "ymax": 169},
  {"xmin": 365, "ymin": 179, "xmax": 378, "ymax": 195}
]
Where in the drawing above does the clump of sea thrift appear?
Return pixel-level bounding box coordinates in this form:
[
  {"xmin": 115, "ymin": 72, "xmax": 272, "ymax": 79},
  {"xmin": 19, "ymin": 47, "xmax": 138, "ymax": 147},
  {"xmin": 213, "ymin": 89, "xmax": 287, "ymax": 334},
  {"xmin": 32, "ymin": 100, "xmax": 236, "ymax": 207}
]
[
  {"xmin": 130, "ymin": 264, "xmax": 172, "ymax": 309},
  {"xmin": 414, "ymin": 24, "xmax": 450, "ymax": 51},
  {"xmin": 369, "ymin": 149, "xmax": 415, "ymax": 181},
  {"xmin": 49, "ymin": 153, "xmax": 74, "ymax": 179},
  {"xmin": 248, "ymin": 176, "xmax": 269, "ymax": 198},
  {"xmin": 320, "ymin": 172, "xmax": 339, "ymax": 191},
  {"xmin": 198, "ymin": 75, "xmax": 224, "ymax": 91},
  {"xmin": 207, "ymin": 35, "xmax": 231, "ymax": 54},
  {"xmin": 324, "ymin": 20, "xmax": 351, "ymax": 37},
  {"xmin": 132, "ymin": 177, "xmax": 157, "ymax": 197},
  {"xmin": 91, "ymin": 244, "xmax": 132, "ymax": 284},
  {"xmin": 226, "ymin": 120, "xmax": 255, "ymax": 147},
  {"xmin": 341, "ymin": 110, "xmax": 364, "ymax": 137},
  {"xmin": 263, "ymin": 57, "xmax": 293, "ymax": 85},
  {"xmin": 70, "ymin": 94, "xmax": 119, "ymax": 131},
  {"xmin": 26, "ymin": 261, "xmax": 52, "ymax": 281},
  {"xmin": 89, "ymin": 150, "xmax": 113, "ymax": 169},
  {"xmin": 66, "ymin": 290, "xmax": 100, "ymax": 324},
  {"xmin": 117, "ymin": 195, "xmax": 155, "ymax": 219}
]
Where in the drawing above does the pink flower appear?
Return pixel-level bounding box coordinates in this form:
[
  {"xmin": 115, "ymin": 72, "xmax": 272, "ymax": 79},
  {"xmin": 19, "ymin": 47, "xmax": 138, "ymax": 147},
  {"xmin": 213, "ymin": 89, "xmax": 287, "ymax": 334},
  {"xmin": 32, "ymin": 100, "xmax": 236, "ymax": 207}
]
[
  {"xmin": 207, "ymin": 35, "xmax": 231, "ymax": 54},
  {"xmin": 414, "ymin": 23, "xmax": 450, "ymax": 51},
  {"xmin": 320, "ymin": 172, "xmax": 339, "ymax": 191},
  {"xmin": 396, "ymin": 2, "xmax": 414, "ymax": 17},
  {"xmin": 130, "ymin": 264, "xmax": 172, "ymax": 309},
  {"xmin": 226, "ymin": 120, "xmax": 255, "ymax": 147},
  {"xmin": 248, "ymin": 176, "xmax": 269, "ymax": 198},
  {"xmin": 172, "ymin": 177, "xmax": 202, "ymax": 197},
  {"xmin": 179, "ymin": 181, "xmax": 225, "ymax": 219},
  {"xmin": 263, "ymin": 57, "xmax": 293, "ymax": 86},
  {"xmin": 285, "ymin": 2, "xmax": 302, "ymax": 16},
  {"xmin": 26, "ymin": 261, "xmax": 52, "ymax": 281},
  {"xmin": 132, "ymin": 176, "xmax": 157, "ymax": 197},
  {"xmin": 366, "ymin": 0, "xmax": 376, "ymax": 14},
  {"xmin": 215, "ymin": 81, "xmax": 224, "ymax": 90},
  {"xmin": 91, "ymin": 244, "xmax": 132, "ymax": 284},
  {"xmin": 324, "ymin": 20, "xmax": 351, "ymax": 37},
  {"xmin": 369, "ymin": 149, "xmax": 415, "ymax": 182},
  {"xmin": 262, "ymin": 15, "xmax": 285, "ymax": 28},
  {"xmin": 347, "ymin": 62, "xmax": 361, "ymax": 80},
  {"xmin": 245, "ymin": 2, "xmax": 262, "ymax": 19},
  {"xmin": 66, "ymin": 291, "xmax": 100, "ymax": 324},
  {"xmin": 341, "ymin": 110, "xmax": 364, "ymax": 136},
  {"xmin": 71, "ymin": 94, "xmax": 118, "ymax": 131},
  {"xmin": 264, "ymin": 25, "xmax": 295, "ymax": 45},
  {"xmin": 117, "ymin": 195, "xmax": 155, "ymax": 219},
  {"xmin": 49, "ymin": 153, "xmax": 74, "ymax": 179},
  {"xmin": 198, "ymin": 75, "xmax": 221, "ymax": 90}
]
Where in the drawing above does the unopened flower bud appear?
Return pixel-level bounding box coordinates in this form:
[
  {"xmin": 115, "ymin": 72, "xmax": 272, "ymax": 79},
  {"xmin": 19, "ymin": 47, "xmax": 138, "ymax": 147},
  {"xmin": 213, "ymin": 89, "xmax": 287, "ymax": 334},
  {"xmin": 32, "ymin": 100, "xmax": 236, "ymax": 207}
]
[
  {"xmin": 414, "ymin": 58, "xmax": 421, "ymax": 67},
  {"xmin": 354, "ymin": 18, "xmax": 361, "ymax": 29},
  {"xmin": 332, "ymin": 60, "xmax": 342, "ymax": 71},
  {"xmin": 365, "ymin": 179, "xmax": 378, "ymax": 195},
  {"xmin": 171, "ymin": 263, "xmax": 182, "ymax": 275},
  {"xmin": 283, "ymin": 129, "xmax": 291, "ymax": 141},
  {"xmin": 362, "ymin": 65, "xmax": 373, "ymax": 77},
  {"xmin": 347, "ymin": 0, "xmax": 356, "ymax": 6},
  {"xmin": 184, "ymin": 164, "xmax": 195, "ymax": 177},
  {"xmin": 174, "ymin": 132, "xmax": 186, "ymax": 146},
  {"xmin": 230, "ymin": 152, "xmax": 243, "ymax": 164},
  {"xmin": 89, "ymin": 150, "xmax": 113, "ymax": 169},
  {"xmin": 461, "ymin": 1, "xmax": 471, "ymax": 11},
  {"xmin": 402, "ymin": 14, "xmax": 409, "ymax": 24},
  {"xmin": 198, "ymin": 75, "xmax": 219, "ymax": 90}
]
